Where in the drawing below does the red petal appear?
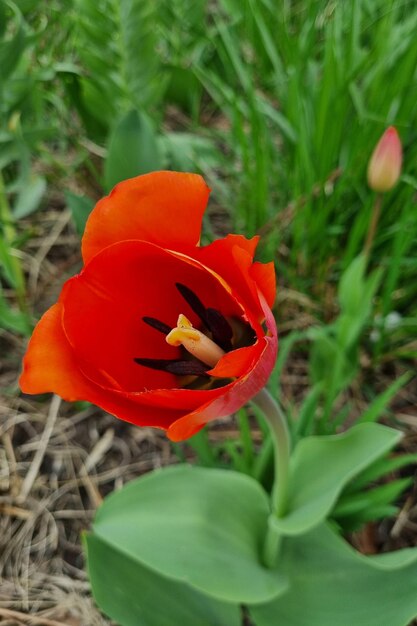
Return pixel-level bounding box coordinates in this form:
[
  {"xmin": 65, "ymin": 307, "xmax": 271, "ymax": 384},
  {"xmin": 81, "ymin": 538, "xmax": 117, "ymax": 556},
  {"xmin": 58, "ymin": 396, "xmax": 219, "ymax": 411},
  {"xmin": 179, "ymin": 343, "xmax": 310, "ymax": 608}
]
[
  {"xmin": 61, "ymin": 241, "xmax": 243, "ymax": 392},
  {"xmin": 82, "ymin": 171, "xmax": 210, "ymax": 264},
  {"xmin": 167, "ymin": 295, "xmax": 278, "ymax": 441},
  {"xmin": 192, "ymin": 235, "xmax": 268, "ymax": 324},
  {"xmin": 250, "ymin": 261, "xmax": 276, "ymax": 309},
  {"xmin": 19, "ymin": 303, "xmax": 194, "ymax": 429},
  {"xmin": 208, "ymin": 342, "xmax": 264, "ymax": 378},
  {"xmin": 20, "ymin": 303, "xmax": 92, "ymax": 401}
]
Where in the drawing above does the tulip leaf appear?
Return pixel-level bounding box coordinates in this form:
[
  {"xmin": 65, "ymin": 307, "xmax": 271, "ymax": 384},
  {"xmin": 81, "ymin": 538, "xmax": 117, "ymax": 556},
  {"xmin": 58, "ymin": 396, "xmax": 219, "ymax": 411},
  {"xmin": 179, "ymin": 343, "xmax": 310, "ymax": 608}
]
[
  {"xmin": 249, "ymin": 522, "xmax": 417, "ymax": 626},
  {"xmin": 13, "ymin": 174, "xmax": 46, "ymax": 219},
  {"xmin": 271, "ymin": 423, "xmax": 401, "ymax": 536},
  {"xmin": 91, "ymin": 465, "xmax": 288, "ymax": 604},
  {"xmin": 86, "ymin": 533, "xmax": 240, "ymax": 626},
  {"xmin": 65, "ymin": 191, "xmax": 95, "ymax": 236},
  {"xmin": 104, "ymin": 109, "xmax": 162, "ymax": 192}
]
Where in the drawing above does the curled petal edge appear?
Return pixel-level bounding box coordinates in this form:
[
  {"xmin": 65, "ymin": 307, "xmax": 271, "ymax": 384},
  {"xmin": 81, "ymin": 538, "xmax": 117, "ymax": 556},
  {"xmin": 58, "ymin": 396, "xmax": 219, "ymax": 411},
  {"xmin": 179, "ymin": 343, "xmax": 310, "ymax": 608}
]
[{"xmin": 167, "ymin": 293, "xmax": 278, "ymax": 441}]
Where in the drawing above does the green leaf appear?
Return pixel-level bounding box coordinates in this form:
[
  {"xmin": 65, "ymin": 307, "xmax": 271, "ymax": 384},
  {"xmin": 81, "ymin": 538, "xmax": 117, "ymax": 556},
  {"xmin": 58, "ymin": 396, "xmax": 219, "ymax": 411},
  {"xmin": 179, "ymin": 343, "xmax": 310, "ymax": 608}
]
[
  {"xmin": 357, "ymin": 373, "xmax": 410, "ymax": 423},
  {"xmin": 334, "ymin": 504, "xmax": 398, "ymax": 532},
  {"xmin": 346, "ymin": 452, "xmax": 417, "ymax": 493},
  {"xmin": 294, "ymin": 384, "xmax": 322, "ymax": 439},
  {"xmin": 338, "ymin": 254, "xmax": 367, "ymax": 315},
  {"xmin": 334, "ymin": 477, "xmax": 412, "ymax": 518},
  {"xmin": 250, "ymin": 523, "xmax": 417, "ymax": 626},
  {"xmin": 164, "ymin": 67, "xmax": 202, "ymax": 115},
  {"xmin": 270, "ymin": 423, "xmax": 402, "ymax": 536},
  {"xmin": 13, "ymin": 175, "xmax": 46, "ymax": 219},
  {"xmin": 336, "ymin": 254, "xmax": 382, "ymax": 349},
  {"xmin": 0, "ymin": 237, "xmax": 18, "ymax": 287},
  {"xmin": 65, "ymin": 191, "xmax": 94, "ymax": 236},
  {"xmin": 159, "ymin": 132, "xmax": 219, "ymax": 172},
  {"xmin": 308, "ymin": 328, "xmax": 354, "ymax": 392},
  {"xmin": 0, "ymin": 288, "xmax": 31, "ymax": 334},
  {"xmin": 86, "ymin": 533, "xmax": 240, "ymax": 626},
  {"xmin": 0, "ymin": 1, "xmax": 26, "ymax": 83},
  {"xmin": 91, "ymin": 465, "xmax": 287, "ymax": 604},
  {"xmin": 104, "ymin": 109, "xmax": 162, "ymax": 191}
]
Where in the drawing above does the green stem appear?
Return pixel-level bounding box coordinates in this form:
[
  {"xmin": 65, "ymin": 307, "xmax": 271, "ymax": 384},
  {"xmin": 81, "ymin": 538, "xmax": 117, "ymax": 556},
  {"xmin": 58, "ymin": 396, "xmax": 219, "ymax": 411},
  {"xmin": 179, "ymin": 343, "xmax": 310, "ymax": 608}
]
[
  {"xmin": 363, "ymin": 193, "xmax": 383, "ymax": 258},
  {"xmin": 254, "ymin": 388, "xmax": 291, "ymax": 517},
  {"xmin": 253, "ymin": 388, "xmax": 291, "ymax": 568}
]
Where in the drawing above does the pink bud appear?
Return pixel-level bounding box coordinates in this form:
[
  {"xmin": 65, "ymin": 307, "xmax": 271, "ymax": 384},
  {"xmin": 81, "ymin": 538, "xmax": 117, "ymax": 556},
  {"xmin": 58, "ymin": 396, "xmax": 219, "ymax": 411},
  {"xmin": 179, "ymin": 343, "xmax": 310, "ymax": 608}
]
[{"xmin": 367, "ymin": 126, "xmax": 402, "ymax": 192}]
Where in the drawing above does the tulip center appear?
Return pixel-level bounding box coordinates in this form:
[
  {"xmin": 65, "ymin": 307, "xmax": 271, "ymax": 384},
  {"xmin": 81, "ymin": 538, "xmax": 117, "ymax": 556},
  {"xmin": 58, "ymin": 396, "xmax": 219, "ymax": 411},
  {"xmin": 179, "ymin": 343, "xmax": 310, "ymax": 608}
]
[
  {"xmin": 134, "ymin": 283, "xmax": 255, "ymax": 385},
  {"xmin": 165, "ymin": 314, "xmax": 225, "ymax": 367}
]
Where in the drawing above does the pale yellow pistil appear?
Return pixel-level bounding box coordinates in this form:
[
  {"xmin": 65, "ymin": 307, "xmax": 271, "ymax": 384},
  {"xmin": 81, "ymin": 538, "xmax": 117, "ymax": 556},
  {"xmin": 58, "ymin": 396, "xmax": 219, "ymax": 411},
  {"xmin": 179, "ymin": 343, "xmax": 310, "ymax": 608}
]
[{"xmin": 166, "ymin": 314, "xmax": 225, "ymax": 368}]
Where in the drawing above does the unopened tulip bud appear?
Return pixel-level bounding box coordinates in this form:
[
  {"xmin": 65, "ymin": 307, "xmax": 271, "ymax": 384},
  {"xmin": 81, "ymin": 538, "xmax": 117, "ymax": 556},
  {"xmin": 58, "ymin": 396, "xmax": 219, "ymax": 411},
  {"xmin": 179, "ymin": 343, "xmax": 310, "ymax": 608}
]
[{"xmin": 367, "ymin": 126, "xmax": 402, "ymax": 192}]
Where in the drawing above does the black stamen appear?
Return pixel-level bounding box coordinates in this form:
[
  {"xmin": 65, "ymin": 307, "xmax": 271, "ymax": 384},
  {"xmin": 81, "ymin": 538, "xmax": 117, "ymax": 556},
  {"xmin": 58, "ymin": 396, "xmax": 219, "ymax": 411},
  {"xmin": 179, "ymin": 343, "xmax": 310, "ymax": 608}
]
[
  {"xmin": 142, "ymin": 316, "xmax": 172, "ymax": 335},
  {"xmin": 206, "ymin": 307, "xmax": 233, "ymax": 351},
  {"xmin": 134, "ymin": 357, "xmax": 209, "ymax": 377},
  {"xmin": 175, "ymin": 283, "xmax": 209, "ymax": 327},
  {"xmin": 175, "ymin": 283, "xmax": 234, "ymax": 351}
]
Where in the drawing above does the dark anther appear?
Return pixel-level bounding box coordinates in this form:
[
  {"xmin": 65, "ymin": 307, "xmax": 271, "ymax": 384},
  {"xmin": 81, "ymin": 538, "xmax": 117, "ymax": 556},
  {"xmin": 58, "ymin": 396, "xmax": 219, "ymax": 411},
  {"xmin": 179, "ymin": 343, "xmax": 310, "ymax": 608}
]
[
  {"xmin": 206, "ymin": 307, "xmax": 233, "ymax": 351},
  {"xmin": 175, "ymin": 283, "xmax": 234, "ymax": 350},
  {"xmin": 142, "ymin": 316, "xmax": 172, "ymax": 335},
  {"xmin": 134, "ymin": 357, "xmax": 210, "ymax": 377},
  {"xmin": 175, "ymin": 283, "xmax": 209, "ymax": 327}
]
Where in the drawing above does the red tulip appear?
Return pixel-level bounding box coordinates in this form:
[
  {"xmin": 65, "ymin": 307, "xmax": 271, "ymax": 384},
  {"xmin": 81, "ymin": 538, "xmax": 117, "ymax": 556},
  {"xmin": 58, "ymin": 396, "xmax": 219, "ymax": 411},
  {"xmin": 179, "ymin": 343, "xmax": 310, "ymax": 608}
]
[
  {"xmin": 20, "ymin": 172, "xmax": 277, "ymax": 441},
  {"xmin": 367, "ymin": 126, "xmax": 402, "ymax": 192}
]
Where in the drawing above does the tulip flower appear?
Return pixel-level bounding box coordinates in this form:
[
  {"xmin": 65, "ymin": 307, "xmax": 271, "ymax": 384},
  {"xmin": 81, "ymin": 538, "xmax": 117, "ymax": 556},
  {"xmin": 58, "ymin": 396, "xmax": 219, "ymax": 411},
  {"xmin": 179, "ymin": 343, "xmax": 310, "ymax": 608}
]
[
  {"xmin": 367, "ymin": 126, "xmax": 402, "ymax": 192},
  {"xmin": 20, "ymin": 172, "xmax": 277, "ymax": 441}
]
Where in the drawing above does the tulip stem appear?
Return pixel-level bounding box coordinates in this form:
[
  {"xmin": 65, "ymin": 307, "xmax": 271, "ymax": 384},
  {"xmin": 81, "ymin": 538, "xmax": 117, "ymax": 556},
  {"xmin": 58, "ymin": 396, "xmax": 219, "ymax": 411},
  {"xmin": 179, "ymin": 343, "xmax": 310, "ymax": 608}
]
[
  {"xmin": 364, "ymin": 193, "xmax": 383, "ymax": 258},
  {"xmin": 253, "ymin": 388, "xmax": 291, "ymax": 568},
  {"xmin": 254, "ymin": 388, "xmax": 291, "ymax": 516}
]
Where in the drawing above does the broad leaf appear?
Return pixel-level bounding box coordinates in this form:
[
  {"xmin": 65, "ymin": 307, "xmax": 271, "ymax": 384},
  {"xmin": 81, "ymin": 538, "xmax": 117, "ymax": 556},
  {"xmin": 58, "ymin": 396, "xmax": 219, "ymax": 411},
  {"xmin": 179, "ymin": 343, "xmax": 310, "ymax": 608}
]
[
  {"xmin": 65, "ymin": 191, "xmax": 94, "ymax": 236},
  {"xmin": 270, "ymin": 423, "xmax": 401, "ymax": 536},
  {"xmin": 86, "ymin": 534, "xmax": 240, "ymax": 626},
  {"xmin": 250, "ymin": 523, "xmax": 417, "ymax": 626},
  {"xmin": 92, "ymin": 465, "xmax": 287, "ymax": 604},
  {"xmin": 13, "ymin": 174, "xmax": 46, "ymax": 218},
  {"xmin": 104, "ymin": 109, "xmax": 162, "ymax": 191},
  {"xmin": 337, "ymin": 254, "xmax": 367, "ymax": 317}
]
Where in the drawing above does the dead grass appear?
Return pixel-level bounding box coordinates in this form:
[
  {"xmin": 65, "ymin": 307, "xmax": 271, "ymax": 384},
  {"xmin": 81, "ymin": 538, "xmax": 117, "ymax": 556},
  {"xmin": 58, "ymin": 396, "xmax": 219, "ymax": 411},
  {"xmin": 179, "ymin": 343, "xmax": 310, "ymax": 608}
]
[{"xmin": 0, "ymin": 382, "xmax": 176, "ymax": 624}]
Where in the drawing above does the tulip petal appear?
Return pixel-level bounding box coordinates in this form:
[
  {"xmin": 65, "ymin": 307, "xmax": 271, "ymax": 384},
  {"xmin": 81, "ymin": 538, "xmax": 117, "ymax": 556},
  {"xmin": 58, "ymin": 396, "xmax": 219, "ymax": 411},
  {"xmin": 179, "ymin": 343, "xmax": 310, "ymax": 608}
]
[
  {"xmin": 167, "ymin": 295, "xmax": 278, "ymax": 441},
  {"xmin": 208, "ymin": 341, "xmax": 265, "ymax": 378},
  {"xmin": 19, "ymin": 303, "xmax": 190, "ymax": 429},
  {"xmin": 250, "ymin": 261, "xmax": 276, "ymax": 309},
  {"xmin": 192, "ymin": 235, "xmax": 265, "ymax": 323},
  {"xmin": 20, "ymin": 303, "xmax": 92, "ymax": 401},
  {"xmin": 82, "ymin": 171, "xmax": 210, "ymax": 264},
  {"xmin": 367, "ymin": 126, "xmax": 402, "ymax": 193},
  {"xmin": 61, "ymin": 241, "xmax": 244, "ymax": 392}
]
